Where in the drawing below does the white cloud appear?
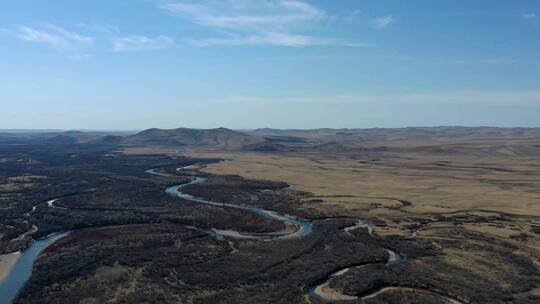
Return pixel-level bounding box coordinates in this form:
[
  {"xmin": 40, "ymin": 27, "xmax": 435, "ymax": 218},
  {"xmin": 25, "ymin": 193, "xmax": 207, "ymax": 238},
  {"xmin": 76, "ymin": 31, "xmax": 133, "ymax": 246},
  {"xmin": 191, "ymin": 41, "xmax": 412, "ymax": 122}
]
[
  {"xmin": 69, "ymin": 53, "xmax": 92, "ymax": 60},
  {"xmin": 75, "ymin": 23, "xmax": 119, "ymax": 35},
  {"xmin": 112, "ymin": 35, "xmax": 175, "ymax": 52},
  {"xmin": 161, "ymin": 1, "xmax": 366, "ymax": 47},
  {"xmin": 15, "ymin": 24, "xmax": 94, "ymax": 48},
  {"xmin": 523, "ymin": 13, "xmax": 538, "ymax": 20},
  {"xmin": 189, "ymin": 32, "xmax": 374, "ymax": 47},
  {"xmin": 161, "ymin": 0, "xmax": 324, "ymax": 30},
  {"xmin": 11, "ymin": 24, "xmax": 175, "ymax": 54},
  {"xmin": 190, "ymin": 32, "xmax": 320, "ymax": 47},
  {"xmin": 371, "ymin": 15, "xmax": 395, "ymax": 29}
]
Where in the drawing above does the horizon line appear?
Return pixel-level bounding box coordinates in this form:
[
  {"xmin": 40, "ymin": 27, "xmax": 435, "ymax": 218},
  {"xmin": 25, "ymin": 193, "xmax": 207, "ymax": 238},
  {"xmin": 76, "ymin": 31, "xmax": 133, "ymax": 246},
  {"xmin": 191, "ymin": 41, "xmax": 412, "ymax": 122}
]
[{"xmin": 1, "ymin": 125, "xmax": 540, "ymax": 133}]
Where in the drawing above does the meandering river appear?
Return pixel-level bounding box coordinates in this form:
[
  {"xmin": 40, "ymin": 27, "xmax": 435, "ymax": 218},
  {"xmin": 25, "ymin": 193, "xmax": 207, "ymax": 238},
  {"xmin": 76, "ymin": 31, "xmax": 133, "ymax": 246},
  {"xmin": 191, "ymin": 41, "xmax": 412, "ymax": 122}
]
[
  {"xmin": 0, "ymin": 165, "xmax": 314, "ymax": 304},
  {"xmin": 5, "ymin": 165, "xmax": 441, "ymax": 303},
  {"xmin": 152, "ymin": 168, "xmax": 313, "ymax": 240}
]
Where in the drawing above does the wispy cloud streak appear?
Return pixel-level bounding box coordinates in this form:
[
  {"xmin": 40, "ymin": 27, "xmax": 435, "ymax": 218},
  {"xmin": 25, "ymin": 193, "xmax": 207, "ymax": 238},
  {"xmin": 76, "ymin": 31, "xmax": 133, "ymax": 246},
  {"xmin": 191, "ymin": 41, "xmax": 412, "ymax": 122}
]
[
  {"xmin": 371, "ymin": 15, "xmax": 395, "ymax": 29},
  {"xmin": 189, "ymin": 32, "xmax": 374, "ymax": 47},
  {"xmin": 161, "ymin": 1, "xmax": 324, "ymax": 29},
  {"xmin": 15, "ymin": 24, "xmax": 94, "ymax": 48},
  {"xmin": 161, "ymin": 0, "xmax": 367, "ymax": 47},
  {"xmin": 112, "ymin": 35, "xmax": 175, "ymax": 52}
]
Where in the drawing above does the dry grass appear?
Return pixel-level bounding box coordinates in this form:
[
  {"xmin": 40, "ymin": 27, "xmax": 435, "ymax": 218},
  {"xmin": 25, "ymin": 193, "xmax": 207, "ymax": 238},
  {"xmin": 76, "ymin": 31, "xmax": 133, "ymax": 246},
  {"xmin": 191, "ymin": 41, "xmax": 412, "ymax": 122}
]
[
  {"xmin": 118, "ymin": 147, "xmax": 185, "ymax": 155},
  {"xmin": 187, "ymin": 149, "xmax": 540, "ymax": 262},
  {"xmin": 0, "ymin": 182, "xmax": 36, "ymax": 192},
  {"xmin": 189, "ymin": 150, "xmax": 540, "ymax": 217}
]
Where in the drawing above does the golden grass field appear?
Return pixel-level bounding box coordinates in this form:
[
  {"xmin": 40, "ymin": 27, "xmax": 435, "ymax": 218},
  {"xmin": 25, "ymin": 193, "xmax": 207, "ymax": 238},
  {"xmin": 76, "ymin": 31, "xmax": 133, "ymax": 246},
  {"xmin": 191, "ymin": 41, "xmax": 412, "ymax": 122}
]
[{"xmin": 189, "ymin": 150, "xmax": 540, "ymax": 216}]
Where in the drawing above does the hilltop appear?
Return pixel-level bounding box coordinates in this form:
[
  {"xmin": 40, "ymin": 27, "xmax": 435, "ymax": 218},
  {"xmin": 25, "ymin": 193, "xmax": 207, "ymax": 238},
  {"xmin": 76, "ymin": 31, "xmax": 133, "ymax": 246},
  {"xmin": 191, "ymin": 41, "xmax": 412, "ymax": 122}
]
[{"xmin": 121, "ymin": 127, "xmax": 265, "ymax": 150}]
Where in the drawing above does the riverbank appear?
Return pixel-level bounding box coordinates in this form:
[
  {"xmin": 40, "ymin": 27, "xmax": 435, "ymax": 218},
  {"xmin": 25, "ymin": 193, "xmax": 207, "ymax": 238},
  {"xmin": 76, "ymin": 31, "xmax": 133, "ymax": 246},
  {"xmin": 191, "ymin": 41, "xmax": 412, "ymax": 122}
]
[{"xmin": 0, "ymin": 252, "xmax": 20, "ymax": 283}]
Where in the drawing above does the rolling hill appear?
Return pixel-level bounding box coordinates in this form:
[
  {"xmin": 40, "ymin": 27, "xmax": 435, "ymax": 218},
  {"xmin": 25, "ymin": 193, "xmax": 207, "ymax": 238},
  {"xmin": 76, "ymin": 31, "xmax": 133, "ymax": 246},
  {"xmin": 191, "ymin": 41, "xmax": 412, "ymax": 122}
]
[{"xmin": 121, "ymin": 127, "xmax": 265, "ymax": 150}]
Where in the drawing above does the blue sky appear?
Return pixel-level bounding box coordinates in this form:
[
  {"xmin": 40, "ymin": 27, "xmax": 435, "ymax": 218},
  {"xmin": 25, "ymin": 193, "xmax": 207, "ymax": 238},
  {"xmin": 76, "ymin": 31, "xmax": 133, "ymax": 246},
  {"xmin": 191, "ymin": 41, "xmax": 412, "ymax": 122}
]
[{"xmin": 1, "ymin": 0, "xmax": 539, "ymax": 130}]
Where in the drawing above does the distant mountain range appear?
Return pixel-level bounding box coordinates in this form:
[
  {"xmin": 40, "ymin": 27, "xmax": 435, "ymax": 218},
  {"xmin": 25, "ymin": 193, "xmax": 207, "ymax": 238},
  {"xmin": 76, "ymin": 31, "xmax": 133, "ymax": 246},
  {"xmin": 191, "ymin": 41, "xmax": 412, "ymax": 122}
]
[
  {"xmin": 250, "ymin": 126, "xmax": 540, "ymax": 142},
  {"xmin": 1, "ymin": 126, "xmax": 539, "ymax": 156},
  {"xmin": 0, "ymin": 127, "xmax": 266, "ymax": 150}
]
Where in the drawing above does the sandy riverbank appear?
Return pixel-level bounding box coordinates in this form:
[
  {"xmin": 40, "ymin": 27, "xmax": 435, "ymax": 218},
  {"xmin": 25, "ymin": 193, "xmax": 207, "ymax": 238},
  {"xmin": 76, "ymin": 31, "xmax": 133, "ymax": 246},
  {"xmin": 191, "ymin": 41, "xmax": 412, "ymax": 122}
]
[
  {"xmin": 313, "ymin": 280, "xmax": 357, "ymax": 301},
  {"xmin": 0, "ymin": 252, "xmax": 20, "ymax": 283}
]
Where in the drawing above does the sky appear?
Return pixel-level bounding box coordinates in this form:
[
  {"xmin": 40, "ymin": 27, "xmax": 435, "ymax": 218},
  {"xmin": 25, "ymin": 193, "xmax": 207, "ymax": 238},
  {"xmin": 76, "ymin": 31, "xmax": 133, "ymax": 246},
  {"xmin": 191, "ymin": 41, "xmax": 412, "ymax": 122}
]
[{"xmin": 0, "ymin": 0, "xmax": 539, "ymax": 130}]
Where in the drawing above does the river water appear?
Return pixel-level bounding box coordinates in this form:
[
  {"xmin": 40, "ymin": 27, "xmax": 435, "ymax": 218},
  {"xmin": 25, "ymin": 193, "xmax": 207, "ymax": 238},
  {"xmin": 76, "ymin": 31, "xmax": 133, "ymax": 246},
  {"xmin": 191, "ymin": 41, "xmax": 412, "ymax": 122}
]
[{"xmin": 0, "ymin": 232, "xmax": 70, "ymax": 304}]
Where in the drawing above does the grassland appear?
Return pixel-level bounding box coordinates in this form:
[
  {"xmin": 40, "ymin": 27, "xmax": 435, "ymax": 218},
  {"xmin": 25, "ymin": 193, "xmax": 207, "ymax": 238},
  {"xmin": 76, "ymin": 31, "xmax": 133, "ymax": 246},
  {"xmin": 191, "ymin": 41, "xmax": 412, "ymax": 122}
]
[{"xmin": 191, "ymin": 151, "xmax": 539, "ymax": 214}]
